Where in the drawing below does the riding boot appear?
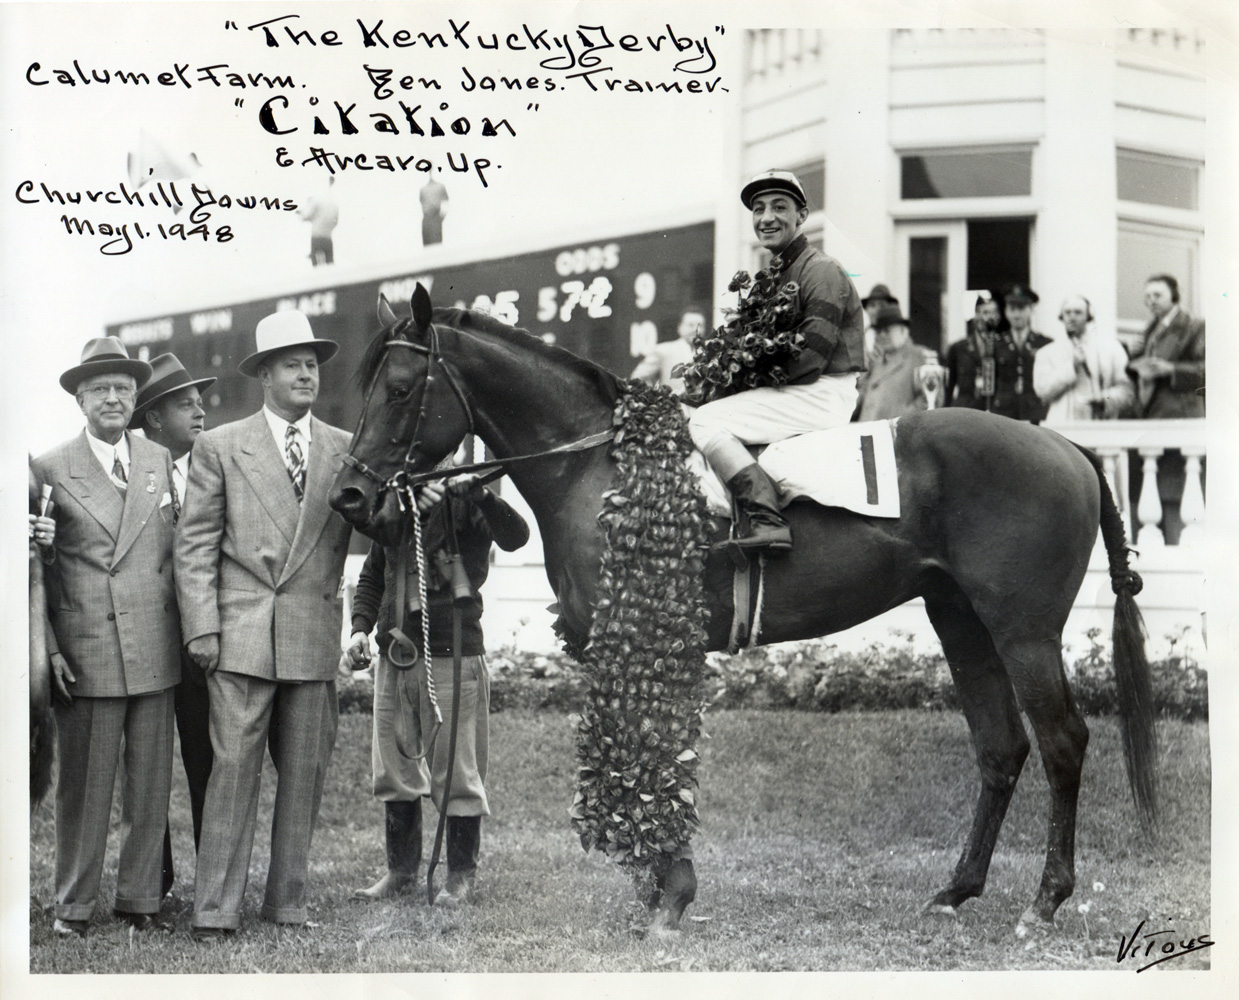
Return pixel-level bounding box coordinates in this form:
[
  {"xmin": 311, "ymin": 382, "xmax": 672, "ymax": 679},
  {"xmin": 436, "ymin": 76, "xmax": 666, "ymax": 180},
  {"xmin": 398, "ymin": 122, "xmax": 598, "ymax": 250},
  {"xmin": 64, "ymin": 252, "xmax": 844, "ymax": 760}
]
[
  {"xmin": 353, "ymin": 800, "xmax": 422, "ymax": 901},
  {"xmin": 725, "ymin": 465, "xmax": 792, "ymax": 553},
  {"xmin": 435, "ymin": 815, "xmax": 480, "ymax": 907},
  {"xmin": 702, "ymin": 431, "xmax": 792, "ymax": 554}
]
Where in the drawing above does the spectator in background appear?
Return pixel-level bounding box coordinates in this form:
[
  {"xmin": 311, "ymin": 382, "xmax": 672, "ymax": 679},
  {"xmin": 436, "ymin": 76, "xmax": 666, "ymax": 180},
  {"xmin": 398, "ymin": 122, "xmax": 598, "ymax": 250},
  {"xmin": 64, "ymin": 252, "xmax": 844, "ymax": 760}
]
[
  {"xmin": 299, "ymin": 177, "xmax": 339, "ymax": 267},
  {"xmin": 129, "ymin": 354, "xmax": 217, "ymax": 898},
  {"xmin": 989, "ymin": 284, "xmax": 1052, "ymax": 423},
  {"xmin": 629, "ymin": 307, "xmax": 708, "ymax": 395},
  {"xmin": 1127, "ymin": 273, "xmax": 1205, "ymax": 418},
  {"xmin": 860, "ymin": 283, "xmax": 898, "ymax": 368},
  {"xmin": 855, "ymin": 302, "xmax": 944, "ymax": 421},
  {"xmin": 420, "ymin": 178, "xmax": 449, "ymax": 246},
  {"xmin": 946, "ymin": 291, "xmax": 1001, "ymax": 410},
  {"xmin": 1125, "ymin": 273, "xmax": 1206, "ymax": 545},
  {"xmin": 1034, "ymin": 295, "xmax": 1134, "ymax": 423}
]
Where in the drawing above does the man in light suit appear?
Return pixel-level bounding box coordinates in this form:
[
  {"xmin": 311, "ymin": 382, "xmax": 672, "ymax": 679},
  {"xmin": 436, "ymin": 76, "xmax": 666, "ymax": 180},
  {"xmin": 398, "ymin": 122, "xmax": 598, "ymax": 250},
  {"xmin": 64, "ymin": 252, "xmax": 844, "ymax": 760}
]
[
  {"xmin": 130, "ymin": 353, "xmax": 216, "ymax": 897},
  {"xmin": 175, "ymin": 311, "xmax": 353, "ymax": 938},
  {"xmin": 629, "ymin": 307, "xmax": 707, "ymax": 395},
  {"xmin": 33, "ymin": 337, "xmax": 180, "ymax": 938}
]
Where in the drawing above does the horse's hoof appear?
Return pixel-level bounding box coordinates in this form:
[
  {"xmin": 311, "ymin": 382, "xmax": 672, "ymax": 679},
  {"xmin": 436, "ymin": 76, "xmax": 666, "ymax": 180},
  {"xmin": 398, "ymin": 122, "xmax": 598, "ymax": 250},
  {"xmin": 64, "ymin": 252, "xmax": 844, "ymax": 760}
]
[
  {"xmin": 648, "ymin": 906, "xmax": 681, "ymax": 933},
  {"xmin": 1017, "ymin": 906, "xmax": 1057, "ymax": 934},
  {"xmin": 925, "ymin": 903, "xmax": 958, "ymax": 919}
]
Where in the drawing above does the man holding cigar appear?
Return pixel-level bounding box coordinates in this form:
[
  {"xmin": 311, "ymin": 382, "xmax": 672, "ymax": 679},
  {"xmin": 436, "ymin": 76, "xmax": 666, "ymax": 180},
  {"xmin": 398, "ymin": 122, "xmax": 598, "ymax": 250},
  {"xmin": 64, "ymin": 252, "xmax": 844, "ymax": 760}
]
[{"xmin": 33, "ymin": 337, "xmax": 181, "ymax": 938}]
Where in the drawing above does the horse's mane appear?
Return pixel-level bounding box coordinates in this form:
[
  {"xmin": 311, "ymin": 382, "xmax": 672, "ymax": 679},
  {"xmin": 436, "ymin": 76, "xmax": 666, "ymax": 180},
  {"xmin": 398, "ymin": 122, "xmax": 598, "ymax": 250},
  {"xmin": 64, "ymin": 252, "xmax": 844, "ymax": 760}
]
[{"xmin": 356, "ymin": 305, "xmax": 621, "ymax": 407}]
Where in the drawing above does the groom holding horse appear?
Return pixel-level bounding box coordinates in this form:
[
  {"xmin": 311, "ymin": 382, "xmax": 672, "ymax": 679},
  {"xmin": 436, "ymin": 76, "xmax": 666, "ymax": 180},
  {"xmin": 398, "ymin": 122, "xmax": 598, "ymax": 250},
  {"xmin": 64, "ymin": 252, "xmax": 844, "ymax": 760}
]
[{"xmin": 687, "ymin": 169, "xmax": 867, "ymax": 554}]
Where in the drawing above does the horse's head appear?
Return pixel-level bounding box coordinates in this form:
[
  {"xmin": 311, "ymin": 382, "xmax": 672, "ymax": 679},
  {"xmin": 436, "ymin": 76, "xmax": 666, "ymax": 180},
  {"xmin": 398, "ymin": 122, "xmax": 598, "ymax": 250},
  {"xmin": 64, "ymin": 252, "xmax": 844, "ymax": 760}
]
[{"xmin": 328, "ymin": 283, "xmax": 472, "ymax": 545}]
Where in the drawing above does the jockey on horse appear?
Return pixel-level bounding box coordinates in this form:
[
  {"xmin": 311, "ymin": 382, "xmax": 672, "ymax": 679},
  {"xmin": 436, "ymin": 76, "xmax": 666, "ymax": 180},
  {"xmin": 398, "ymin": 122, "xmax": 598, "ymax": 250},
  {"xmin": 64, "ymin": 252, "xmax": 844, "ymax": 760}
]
[{"xmin": 687, "ymin": 170, "xmax": 868, "ymax": 554}]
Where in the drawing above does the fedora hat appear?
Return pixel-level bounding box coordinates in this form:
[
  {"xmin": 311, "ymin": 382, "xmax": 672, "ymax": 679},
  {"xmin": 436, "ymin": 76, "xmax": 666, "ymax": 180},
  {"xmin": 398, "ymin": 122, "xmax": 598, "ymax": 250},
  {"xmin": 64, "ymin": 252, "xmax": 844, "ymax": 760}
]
[
  {"xmin": 740, "ymin": 169, "xmax": 808, "ymax": 210},
  {"xmin": 872, "ymin": 301, "xmax": 911, "ymax": 331},
  {"xmin": 238, "ymin": 309, "xmax": 338, "ymax": 378},
  {"xmin": 59, "ymin": 336, "xmax": 152, "ymax": 394},
  {"xmin": 128, "ymin": 353, "xmax": 217, "ymax": 428},
  {"xmin": 862, "ymin": 283, "xmax": 898, "ymax": 308}
]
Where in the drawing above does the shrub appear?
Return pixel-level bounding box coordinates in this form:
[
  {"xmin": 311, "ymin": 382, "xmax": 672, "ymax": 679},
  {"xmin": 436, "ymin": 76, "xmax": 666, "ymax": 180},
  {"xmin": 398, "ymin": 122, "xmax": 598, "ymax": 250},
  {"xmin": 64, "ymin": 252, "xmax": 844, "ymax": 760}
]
[{"xmin": 336, "ymin": 632, "xmax": 1207, "ymax": 722}]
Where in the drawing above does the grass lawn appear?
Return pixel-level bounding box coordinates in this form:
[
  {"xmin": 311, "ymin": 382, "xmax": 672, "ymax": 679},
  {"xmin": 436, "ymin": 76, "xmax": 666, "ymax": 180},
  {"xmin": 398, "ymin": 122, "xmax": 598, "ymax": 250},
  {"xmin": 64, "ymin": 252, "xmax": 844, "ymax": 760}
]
[{"xmin": 27, "ymin": 707, "xmax": 1210, "ymax": 973}]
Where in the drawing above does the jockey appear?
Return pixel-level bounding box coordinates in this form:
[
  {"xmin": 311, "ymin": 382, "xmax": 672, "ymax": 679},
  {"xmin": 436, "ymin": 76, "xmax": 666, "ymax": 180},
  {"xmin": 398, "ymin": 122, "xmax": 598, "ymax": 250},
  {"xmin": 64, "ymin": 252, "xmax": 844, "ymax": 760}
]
[{"xmin": 688, "ymin": 169, "xmax": 867, "ymax": 553}]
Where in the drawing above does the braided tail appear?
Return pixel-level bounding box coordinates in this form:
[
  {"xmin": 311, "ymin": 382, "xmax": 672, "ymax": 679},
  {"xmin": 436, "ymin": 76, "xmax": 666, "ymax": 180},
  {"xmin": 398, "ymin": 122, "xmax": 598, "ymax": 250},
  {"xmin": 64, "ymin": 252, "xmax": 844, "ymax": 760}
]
[{"xmin": 1071, "ymin": 443, "xmax": 1158, "ymax": 837}]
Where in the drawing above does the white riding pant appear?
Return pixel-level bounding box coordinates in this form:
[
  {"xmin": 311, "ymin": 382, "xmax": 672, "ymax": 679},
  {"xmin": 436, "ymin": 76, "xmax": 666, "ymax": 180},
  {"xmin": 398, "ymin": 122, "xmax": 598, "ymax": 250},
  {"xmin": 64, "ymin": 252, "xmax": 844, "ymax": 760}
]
[{"xmin": 687, "ymin": 373, "xmax": 860, "ymax": 452}]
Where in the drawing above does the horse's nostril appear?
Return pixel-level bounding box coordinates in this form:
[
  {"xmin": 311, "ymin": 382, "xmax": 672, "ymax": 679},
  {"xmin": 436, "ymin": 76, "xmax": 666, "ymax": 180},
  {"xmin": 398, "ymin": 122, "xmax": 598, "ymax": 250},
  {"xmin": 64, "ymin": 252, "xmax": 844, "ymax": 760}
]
[{"xmin": 332, "ymin": 486, "xmax": 368, "ymax": 517}]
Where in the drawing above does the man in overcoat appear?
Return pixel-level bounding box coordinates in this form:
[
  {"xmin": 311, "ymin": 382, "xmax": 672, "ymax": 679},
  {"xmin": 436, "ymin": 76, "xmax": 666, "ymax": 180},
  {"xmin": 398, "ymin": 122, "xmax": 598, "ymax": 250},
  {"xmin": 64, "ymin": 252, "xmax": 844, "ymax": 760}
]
[
  {"xmin": 855, "ymin": 303, "xmax": 944, "ymax": 420},
  {"xmin": 33, "ymin": 337, "xmax": 180, "ymax": 938},
  {"xmin": 130, "ymin": 353, "xmax": 216, "ymax": 896},
  {"xmin": 175, "ymin": 310, "xmax": 353, "ymax": 938}
]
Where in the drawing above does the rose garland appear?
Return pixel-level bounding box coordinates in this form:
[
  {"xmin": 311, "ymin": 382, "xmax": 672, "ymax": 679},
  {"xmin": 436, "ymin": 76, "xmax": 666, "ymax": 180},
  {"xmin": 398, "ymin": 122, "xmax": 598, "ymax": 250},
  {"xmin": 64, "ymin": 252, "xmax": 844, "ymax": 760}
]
[
  {"xmin": 557, "ymin": 380, "xmax": 712, "ymax": 885},
  {"xmin": 673, "ymin": 267, "xmax": 807, "ymax": 405}
]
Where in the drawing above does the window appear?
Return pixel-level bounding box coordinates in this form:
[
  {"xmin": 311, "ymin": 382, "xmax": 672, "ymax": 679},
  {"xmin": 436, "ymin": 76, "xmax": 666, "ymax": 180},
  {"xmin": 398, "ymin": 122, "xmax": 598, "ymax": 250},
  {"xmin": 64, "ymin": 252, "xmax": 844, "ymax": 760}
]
[
  {"xmin": 1116, "ymin": 220, "xmax": 1198, "ymax": 326},
  {"xmin": 1117, "ymin": 150, "xmax": 1200, "ymax": 210},
  {"xmin": 901, "ymin": 150, "xmax": 1032, "ymax": 199}
]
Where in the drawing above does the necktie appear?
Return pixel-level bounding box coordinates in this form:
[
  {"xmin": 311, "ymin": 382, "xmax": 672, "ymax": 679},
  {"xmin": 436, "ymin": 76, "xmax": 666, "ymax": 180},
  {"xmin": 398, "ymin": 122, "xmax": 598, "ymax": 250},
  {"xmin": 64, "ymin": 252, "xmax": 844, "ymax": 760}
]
[
  {"xmin": 285, "ymin": 424, "xmax": 306, "ymax": 502},
  {"xmin": 112, "ymin": 452, "xmax": 127, "ymax": 490}
]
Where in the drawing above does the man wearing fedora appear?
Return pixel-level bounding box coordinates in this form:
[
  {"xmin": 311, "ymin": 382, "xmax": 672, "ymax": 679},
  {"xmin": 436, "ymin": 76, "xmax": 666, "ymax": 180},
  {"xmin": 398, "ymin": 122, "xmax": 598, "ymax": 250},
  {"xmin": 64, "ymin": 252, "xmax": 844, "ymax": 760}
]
[
  {"xmin": 989, "ymin": 283, "xmax": 1052, "ymax": 423},
  {"xmin": 856, "ymin": 303, "xmax": 945, "ymax": 421},
  {"xmin": 33, "ymin": 338, "xmax": 182, "ymax": 937},
  {"xmin": 860, "ymin": 283, "xmax": 898, "ymax": 369},
  {"xmin": 174, "ymin": 311, "xmax": 353, "ymax": 938},
  {"xmin": 686, "ymin": 168, "xmax": 866, "ymax": 554},
  {"xmin": 130, "ymin": 354, "xmax": 217, "ymax": 897}
]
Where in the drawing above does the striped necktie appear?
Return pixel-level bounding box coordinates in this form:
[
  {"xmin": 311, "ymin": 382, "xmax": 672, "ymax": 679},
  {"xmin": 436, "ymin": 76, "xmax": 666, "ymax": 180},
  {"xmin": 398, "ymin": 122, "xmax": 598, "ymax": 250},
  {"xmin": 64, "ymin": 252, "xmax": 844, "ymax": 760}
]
[
  {"xmin": 285, "ymin": 424, "xmax": 306, "ymax": 502},
  {"xmin": 112, "ymin": 452, "xmax": 127, "ymax": 492}
]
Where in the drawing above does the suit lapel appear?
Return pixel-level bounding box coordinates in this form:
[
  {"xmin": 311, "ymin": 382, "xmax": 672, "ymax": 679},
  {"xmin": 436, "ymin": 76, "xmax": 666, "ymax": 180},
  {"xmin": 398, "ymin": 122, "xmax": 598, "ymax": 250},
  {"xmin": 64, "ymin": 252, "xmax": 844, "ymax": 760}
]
[
  {"xmin": 234, "ymin": 413, "xmax": 300, "ymax": 547},
  {"xmin": 113, "ymin": 435, "xmax": 161, "ymax": 565},
  {"xmin": 62, "ymin": 431, "xmax": 124, "ymax": 541},
  {"xmin": 279, "ymin": 418, "xmax": 341, "ymax": 587}
]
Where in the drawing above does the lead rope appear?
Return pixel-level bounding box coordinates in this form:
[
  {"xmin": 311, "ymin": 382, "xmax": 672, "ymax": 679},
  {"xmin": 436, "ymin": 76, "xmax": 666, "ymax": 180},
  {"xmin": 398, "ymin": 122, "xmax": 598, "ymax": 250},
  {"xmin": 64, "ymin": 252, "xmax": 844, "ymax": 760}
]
[{"xmin": 411, "ymin": 503, "xmax": 442, "ymax": 724}]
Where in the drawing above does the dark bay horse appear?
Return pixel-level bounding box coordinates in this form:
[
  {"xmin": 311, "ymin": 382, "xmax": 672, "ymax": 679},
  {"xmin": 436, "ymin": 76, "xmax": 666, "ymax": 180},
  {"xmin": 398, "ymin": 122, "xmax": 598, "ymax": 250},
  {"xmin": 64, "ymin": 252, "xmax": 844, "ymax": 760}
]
[{"xmin": 328, "ymin": 285, "xmax": 1156, "ymax": 932}]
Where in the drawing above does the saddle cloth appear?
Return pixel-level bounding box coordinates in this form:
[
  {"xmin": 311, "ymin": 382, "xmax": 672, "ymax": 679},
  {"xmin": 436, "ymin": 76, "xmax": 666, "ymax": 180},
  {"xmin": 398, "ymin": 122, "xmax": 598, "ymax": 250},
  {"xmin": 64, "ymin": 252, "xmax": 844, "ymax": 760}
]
[{"xmin": 688, "ymin": 419, "xmax": 901, "ymax": 519}]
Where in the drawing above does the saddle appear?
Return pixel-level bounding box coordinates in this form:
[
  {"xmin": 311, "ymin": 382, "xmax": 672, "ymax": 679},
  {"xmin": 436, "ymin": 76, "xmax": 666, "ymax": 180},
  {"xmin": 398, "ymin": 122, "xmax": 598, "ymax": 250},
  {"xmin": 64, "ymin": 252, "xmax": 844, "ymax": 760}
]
[{"xmin": 690, "ymin": 419, "xmax": 903, "ymax": 522}]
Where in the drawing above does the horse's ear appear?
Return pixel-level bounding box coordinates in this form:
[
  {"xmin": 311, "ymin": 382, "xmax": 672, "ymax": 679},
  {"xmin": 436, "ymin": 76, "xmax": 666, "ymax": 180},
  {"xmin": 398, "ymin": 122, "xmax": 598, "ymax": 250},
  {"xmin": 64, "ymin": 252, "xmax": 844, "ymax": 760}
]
[
  {"xmin": 376, "ymin": 293, "xmax": 399, "ymax": 330},
  {"xmin": 411, "ymin": 282, "xmax": 433, "ymax": 334}
]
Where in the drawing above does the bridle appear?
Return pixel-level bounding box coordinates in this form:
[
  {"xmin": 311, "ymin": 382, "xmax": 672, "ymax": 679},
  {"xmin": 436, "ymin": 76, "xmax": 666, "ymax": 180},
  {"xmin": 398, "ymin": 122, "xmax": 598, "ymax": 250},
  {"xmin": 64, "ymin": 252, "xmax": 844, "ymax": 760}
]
[{"xmin": 342, "ymin": 317, "xmax": 614, "ymax": 515}]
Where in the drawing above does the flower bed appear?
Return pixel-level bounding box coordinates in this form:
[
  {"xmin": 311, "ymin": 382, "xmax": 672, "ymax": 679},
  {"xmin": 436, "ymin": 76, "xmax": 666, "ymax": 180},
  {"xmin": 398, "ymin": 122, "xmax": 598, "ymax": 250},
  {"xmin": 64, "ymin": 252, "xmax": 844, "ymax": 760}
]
[{"xmin": 336, "ymin": 630, "xmax": 1207, "ymax": 721}]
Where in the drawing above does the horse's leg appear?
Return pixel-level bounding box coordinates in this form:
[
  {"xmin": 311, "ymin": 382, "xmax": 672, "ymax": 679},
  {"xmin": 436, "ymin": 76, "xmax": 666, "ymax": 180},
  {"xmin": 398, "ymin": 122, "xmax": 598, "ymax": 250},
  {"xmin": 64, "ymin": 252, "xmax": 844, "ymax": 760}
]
[
  {"xmin": 993, "ymin": 634, "xmax": 1090, "ymax": 928},
  {"xmin": 647, "ymin": 855, "xmax": 697, "ymax": 932},
  {"xmin": 923, "ymin": 587, "xmax": 1030, "ymax": 915}
]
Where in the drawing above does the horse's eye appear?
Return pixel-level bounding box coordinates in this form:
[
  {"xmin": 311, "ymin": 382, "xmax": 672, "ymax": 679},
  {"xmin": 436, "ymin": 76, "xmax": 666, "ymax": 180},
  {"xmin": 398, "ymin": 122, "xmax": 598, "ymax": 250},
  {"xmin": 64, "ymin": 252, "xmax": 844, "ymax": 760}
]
[{"xmin": 388, "ymin": 384, "xmax": 412, "ymax": 402}]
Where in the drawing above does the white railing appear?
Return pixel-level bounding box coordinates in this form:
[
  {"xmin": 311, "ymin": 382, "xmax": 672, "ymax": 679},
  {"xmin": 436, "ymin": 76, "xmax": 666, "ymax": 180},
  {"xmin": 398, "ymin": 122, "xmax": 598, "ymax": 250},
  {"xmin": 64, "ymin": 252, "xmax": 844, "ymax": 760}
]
[{"xmin": 1050, "ymin": 419, "xmax": 1205, "ymax": 549}]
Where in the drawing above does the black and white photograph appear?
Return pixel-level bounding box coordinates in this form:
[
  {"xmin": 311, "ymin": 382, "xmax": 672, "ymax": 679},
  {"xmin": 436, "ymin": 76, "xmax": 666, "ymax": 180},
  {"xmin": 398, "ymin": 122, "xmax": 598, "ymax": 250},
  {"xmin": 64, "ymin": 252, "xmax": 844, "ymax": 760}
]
[{"xmin": 2, "ymin": 1, "xmax": 1233, "ymax": 995}]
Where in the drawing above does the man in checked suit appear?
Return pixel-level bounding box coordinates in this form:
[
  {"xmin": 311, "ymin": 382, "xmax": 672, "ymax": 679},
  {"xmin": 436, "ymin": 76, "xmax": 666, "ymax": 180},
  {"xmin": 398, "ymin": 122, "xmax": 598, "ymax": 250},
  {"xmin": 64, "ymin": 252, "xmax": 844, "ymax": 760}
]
[
  {"xmin": 33, "ymin": 337, "xmax": 180, "ymax": 938},
  {"xmin": 175, "ymin": 310, "xmax": 353, "ymax": 938}
]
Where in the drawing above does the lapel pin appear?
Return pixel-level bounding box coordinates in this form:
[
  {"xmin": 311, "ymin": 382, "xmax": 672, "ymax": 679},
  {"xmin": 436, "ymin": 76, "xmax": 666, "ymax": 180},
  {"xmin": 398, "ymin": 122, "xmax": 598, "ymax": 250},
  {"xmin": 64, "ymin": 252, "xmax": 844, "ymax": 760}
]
[{"xmin": 147, "ymin": 472, "xmax": 157, "ymax": 494}]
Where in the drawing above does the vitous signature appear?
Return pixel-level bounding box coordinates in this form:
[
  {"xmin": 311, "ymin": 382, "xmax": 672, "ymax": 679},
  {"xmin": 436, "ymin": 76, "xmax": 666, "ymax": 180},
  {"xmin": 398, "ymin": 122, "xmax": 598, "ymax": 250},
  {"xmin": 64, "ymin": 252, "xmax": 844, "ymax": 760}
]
[{"xmin": 1117, "ymin": 918, "xmax": 1214, "ymax": 972}]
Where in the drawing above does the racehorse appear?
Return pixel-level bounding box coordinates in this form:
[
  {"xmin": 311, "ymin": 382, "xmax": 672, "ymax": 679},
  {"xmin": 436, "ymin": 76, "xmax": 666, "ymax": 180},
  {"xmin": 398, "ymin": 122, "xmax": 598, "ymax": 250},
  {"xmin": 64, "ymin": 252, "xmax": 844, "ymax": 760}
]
[{"xmin": 328, "ymin": 285, "xmax": 1156, "ymax": 932}]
